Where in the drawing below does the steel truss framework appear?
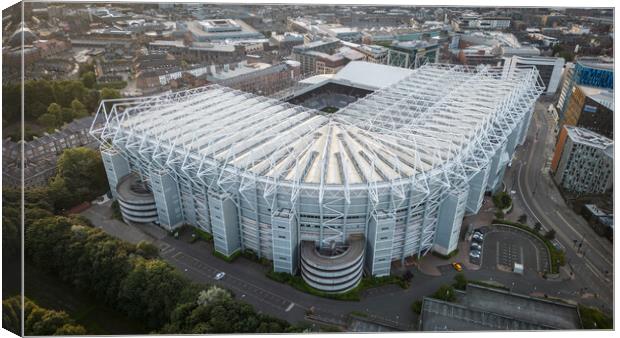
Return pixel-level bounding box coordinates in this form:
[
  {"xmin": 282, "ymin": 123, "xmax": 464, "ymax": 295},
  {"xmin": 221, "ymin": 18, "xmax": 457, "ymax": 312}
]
[{"xmin": 91, "ymin": 63, "xmax": 544, "ymax": 271}]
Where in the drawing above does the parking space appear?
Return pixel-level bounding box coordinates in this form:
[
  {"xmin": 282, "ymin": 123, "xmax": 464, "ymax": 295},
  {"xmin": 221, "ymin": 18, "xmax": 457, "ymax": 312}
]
[{"xmin": 480, "ymin": 226, "xmax": 550, "ymax": 275}]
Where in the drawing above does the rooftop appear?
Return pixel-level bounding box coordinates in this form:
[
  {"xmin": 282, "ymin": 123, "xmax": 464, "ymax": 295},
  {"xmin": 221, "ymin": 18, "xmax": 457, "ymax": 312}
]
[
  {"xmin": 96, "ymin": 63, "xmax": 542, "ymax": 188},
  {"xmin": 578, "ymin": 85, "xmax": 614, "ymax": 111},
  {"xmin": 421, "ymin": 284, "xmax": 582, "ymax": 331},
  {"xmin": 565, "ymin": 125, "xmax": 613, "ymax": 156}
]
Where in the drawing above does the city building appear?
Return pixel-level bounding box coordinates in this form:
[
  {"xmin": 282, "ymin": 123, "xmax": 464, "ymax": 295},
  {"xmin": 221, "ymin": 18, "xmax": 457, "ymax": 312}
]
[
  {"xmin": 420, "ymin": 284, "xmax": 582, "ymax": 331},
  {"xmin": 208, "ymin": 61, "xmax": 302, "ymax": 96},
  {"xmin": 454, "ymin": 45, "xmax": 502, "ymax": 66},
  {"xmin": 502, "ymin": 56, "xmax": 565, "ymax": 95},
  {"xmin": 385, "ymin": 40, "xmax": 440, "ymax": 69},
  {"xmin": 360, "ymin": 28, "xmax": 441, "ymax": 45},
  {"xmin": 92, "ymin": 62, "xmax": 542, "ymax": 293},
  {"xmin": 560, "ymin": 85, "xmax": 613, "ymax": 139},
  {"xmin": 292, "ymin": 39, "xmax": 342, "ymax": 74},
  {"xmin": 318, "ymin": 24, "xmax": 362, "ymax": 42},
  {"xmin": 186, "ymin": 19, "xmax": 264, "ymax": 42},
  {"xmin": 551, "ymin": 125, "xmax": 613, "ymax": 195},
  {"xmin": 3, "ymin": 115, "xmax": 104, "ymax": 187},
  {"xmin": 556, "ymin": 56, "xmax": 614, "ymax": 119}
]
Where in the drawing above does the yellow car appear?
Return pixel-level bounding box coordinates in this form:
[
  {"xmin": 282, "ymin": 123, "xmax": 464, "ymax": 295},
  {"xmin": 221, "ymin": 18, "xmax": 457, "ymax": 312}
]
[{"xmin": 452, "ymin": 262, "xmax": 463, "ymax": 272}]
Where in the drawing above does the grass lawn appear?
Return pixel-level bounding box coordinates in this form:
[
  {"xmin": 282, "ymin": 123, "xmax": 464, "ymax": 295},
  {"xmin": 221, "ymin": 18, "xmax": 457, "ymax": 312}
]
[
  {"xmin": 24, "ymin": 262, "xmax": 148, "ymax": 335},
  {"xmin": 320, "ymin": 106, "xmax": 339, "ymax": 114}
]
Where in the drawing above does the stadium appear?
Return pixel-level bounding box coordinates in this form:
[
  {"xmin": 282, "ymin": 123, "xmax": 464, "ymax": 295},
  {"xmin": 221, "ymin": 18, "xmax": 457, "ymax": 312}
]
[{"xmin": 92, "ymin": 62, "xmax": 543, "ymax": 293}]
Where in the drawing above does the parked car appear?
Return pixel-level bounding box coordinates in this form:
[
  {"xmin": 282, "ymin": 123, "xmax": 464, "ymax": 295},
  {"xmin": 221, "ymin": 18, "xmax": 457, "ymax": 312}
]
[
  {"xmin": 451, "ymin": 262, "xmax": 463, "ymax": 272},
  {"xmin": 473, "ymin": 233, "xmax": 484, "ymax": 242},
  {"xmin": 469, "ymin": 250, "xmax": 481, "ymax": 258},
  {"xmin": 470, "ymin": 242, "xmax": 482, "ymax": 251},
  {"xmin": 214, "ymin": 272, "xmax": 226, "ymax": 280}
]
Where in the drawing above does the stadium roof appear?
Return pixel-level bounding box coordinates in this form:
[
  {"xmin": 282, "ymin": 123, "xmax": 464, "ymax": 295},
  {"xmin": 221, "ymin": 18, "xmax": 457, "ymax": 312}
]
[
  {"xmin": 93, "ymin": 62, "xmax": 543, "ymax": 192},
  {"xmin": 333, "ymin": 61, "xmax": 414, "ymax": 90}
]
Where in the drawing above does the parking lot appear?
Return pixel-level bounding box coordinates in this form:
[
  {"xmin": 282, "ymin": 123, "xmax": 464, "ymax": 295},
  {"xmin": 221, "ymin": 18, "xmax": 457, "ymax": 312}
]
[{"xmin": 477, "ymin": 226, "xmax": 550, "ymax": 275}]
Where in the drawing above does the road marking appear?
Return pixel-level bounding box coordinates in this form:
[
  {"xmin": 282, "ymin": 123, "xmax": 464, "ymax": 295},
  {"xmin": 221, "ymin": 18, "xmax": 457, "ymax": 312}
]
[
  {"xmin": 169, "ymin": 248, "xmax": 309, "ymax": 311},
  {"xmin": 285, "ymin": 302, "xmax": 295, "ymax": 312},
  {"xmin": 170, "ymin": 254, "xmax": 290, "ymax": 312},
  {"xmin": 555, "ymin": 211, "xmax": 612, "ymax": 266}
]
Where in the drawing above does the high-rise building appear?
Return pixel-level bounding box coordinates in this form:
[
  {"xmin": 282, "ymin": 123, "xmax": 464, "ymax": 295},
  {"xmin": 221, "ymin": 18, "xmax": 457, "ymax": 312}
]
[
  {"xmin": 556, "ymin": 56, "xmax": 614, "ymax": 119},
  {"xmin": 551, "ymin": 125, "xmax": 613, "ymax": 195},
  {"xmin": 560, "ymin": 85, "xmax": 613, "ymax": 139}
]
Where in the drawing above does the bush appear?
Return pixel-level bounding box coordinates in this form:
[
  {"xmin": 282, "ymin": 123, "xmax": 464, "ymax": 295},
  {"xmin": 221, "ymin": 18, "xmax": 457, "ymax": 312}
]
[
  {"xmin": 494, "ymin": 210, "xmax": 505, "ymax": 219},
  {"xmin": 266, "ymin": 270, "xmax": 361, "ymax": 301},
  {"xmin": 193, "ymin": 227, "xmax": 213, "ymax": 242},
  {"xmin": 545, "ymin": 229, "xmax": 556, "ymax": 240},
  {"xmin": 578, "ymin": 304, "xmax": 612, "ymax": 329},
  {"xmin": 111, "ymin": 200, "xmax": 123, "ymax": 221},
  {"xmin": 453, "ymin": 273, "xmax": 467, "ymax": 290},
  {"xmin": 241, "ymin": 250, "xmax": 271, "ymax": 267},
  {"xmin": 212, "ymin": 249, "xmax": 241, "ymax": 262},
  {"xmin": 492, "ymin": 191, "xmax": 512, "ymax": 210},
  {"xmin": 411, "ymin": 300, "xmax": 423, "ymax": 315},
  {"xmin": 431, "ymin": 285, "xmax": 456, "ymax": 302}
]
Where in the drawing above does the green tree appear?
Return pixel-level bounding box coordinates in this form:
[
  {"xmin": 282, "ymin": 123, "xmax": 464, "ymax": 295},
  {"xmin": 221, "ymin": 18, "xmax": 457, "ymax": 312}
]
[
  {"xmin": 136, "ymin": 240, "xmax": 159, "ymax": 259},
  {"xmin": 71, "ymin": 99, "xmax": 88, "ymax": 118},
  {"xmin": 117, "ymin": 258, "xmax": 189, "ymax": 328},
  {"xmin": 2, "ymin": 83, "xmax": 21, "ymax": 123},
  {"xmin": 49, "ymin": 147, "xmax": 107, "ymax": 210},
  {"xmin": 3, "ymin": 296, "xmax": 87, "ymax": 336},
  {"xmin": 411, "ymin": 300, "xmax": 423, "ymax": 315},
  {"xmin": 26, "ymin": 101, "xmax": 49, "ymax": 120},
  {"xmin": 101, "ymin": 87, "xmax": 121, "ymax": 100},
  {"xmin": 197, "ymin": 286, "xmax": 232, "ymax": 306},
  {"xmin": 453, "ymin": 273, "xmax": 467, "ymax": 290},
  {"xmin": 81, "ymin": 71, "xmax": 96, "ymax": 89},
  {"xmin": 578, "ymin": 304, "xmax": 612, "ymax": 329},
  {"xmin": 37, "ymin": 113, "xmax": 58, "ymax": 130},
  {"xmin": 47, "ymin": 102, "xmax": 62, "ymax": 116},
  {"xmin": 60, "ymin": 108, "xmax": 74, "ymax": 124},
  {"xmin": 431, "ymin": 285, "xmax": 456, "ymax": 302},
  {"xmin": 2, "ymin": 295, "xmax": 21, "ymax": 335}
]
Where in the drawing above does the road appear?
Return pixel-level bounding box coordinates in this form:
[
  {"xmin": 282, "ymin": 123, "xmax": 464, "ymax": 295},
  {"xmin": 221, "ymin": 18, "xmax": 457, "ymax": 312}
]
[
  {"xmin": 504, "ymin": 98, "xmax": 613, "ymax": 311},
  {"xmin": 83, "ymin": 197, "xmax": 612, "ymax": 331}
]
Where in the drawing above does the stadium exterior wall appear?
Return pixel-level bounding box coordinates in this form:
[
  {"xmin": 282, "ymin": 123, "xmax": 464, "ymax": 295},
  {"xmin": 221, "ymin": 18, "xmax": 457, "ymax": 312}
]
[{"xmin": 93, "ymin": 63, "xmax": 542, "ymax": 292}]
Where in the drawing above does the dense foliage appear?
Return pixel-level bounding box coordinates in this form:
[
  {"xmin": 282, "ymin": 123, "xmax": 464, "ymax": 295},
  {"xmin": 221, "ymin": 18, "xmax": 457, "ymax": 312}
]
[
  {"xmin": 159, "ymin": 286, "xmax": 295, "ymax": 334},
  {"xmin": 3, "ymin": 80, "xmax": 99, "ymax": 125},
  {"xmin": 3, "ymin": 296, "xmax": 87, "ymax": 336},
  {"xmin": 431, "ymin": 285, "xmax": 456, "ymax": 302},
  {"xmin": 12, "ymin": 147, "xmax": 298, "ymax": 333},
  {"xmin": 578, "ymin": 304, "xmax": 613, "ymax": 329},
  {"xmin": 24, "ymin": 214, "xmax": 297, "ymax": 332},
  {"xmin": 48, "ymin": 147, "xmax": 108, "ymax": 210},
  {"xmin": 492, "ymin": 191, "xmax": 512, "ymax": 210},
  {"xmin": 2, "ymin": 72, "xmax": 121, "ymax": 140}
]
